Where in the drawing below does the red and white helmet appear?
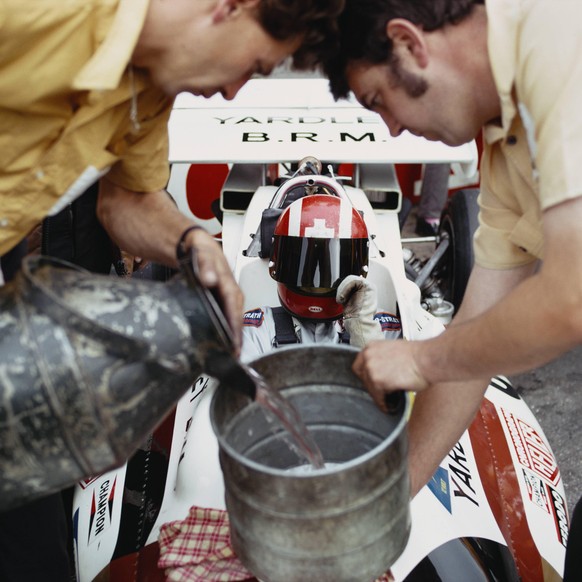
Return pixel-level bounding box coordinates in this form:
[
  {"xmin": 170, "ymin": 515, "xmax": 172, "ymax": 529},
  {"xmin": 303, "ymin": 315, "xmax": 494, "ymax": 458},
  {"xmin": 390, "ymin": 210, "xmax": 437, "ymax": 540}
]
[{"xmin": 269, "ymin": 194, "xmax": 369, "ymax": 320}]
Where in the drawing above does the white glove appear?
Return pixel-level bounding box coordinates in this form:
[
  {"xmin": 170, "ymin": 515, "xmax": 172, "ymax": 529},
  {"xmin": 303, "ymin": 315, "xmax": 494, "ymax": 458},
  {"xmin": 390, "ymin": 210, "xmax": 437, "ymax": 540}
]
[{"xmin": 336, "ymin": 275, "xmax": 384, "ymax": 348}]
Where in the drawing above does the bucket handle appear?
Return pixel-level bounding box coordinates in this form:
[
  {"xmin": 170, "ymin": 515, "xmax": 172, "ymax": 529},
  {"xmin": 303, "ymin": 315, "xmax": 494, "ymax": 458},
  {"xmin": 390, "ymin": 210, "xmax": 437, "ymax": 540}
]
[{"xmin": 19, "ymin": 256, "xmax": 164, "ymax": 362}]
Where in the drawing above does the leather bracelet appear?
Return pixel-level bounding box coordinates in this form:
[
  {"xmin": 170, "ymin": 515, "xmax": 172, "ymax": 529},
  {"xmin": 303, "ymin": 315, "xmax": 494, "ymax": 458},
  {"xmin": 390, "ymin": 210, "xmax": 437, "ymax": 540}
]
[{"xmin": 176, "ymin": 224, "xmax": 204, "ymax": 261}]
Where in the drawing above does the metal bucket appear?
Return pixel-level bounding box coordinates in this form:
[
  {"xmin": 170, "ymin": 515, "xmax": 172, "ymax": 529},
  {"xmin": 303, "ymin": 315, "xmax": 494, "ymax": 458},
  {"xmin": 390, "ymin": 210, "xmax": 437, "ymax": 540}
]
[
  {"xmin": 211, "ymin": 345, "xmax": 411, "ymax": 582},
  {"xmin": 0, "ymin": 255, "xmax": 232, "ymax": 510}
]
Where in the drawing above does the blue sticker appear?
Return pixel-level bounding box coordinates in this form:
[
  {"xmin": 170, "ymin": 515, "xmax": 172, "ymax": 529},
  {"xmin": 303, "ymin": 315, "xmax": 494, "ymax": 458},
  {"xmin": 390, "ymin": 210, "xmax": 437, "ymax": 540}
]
[
  {"xmin": 243, "ymin": 308, "xmax": 264, "ymax": 327},
  {"xmin": 374, "ymin": 312, "xmax": 401, "ymax": 332},
  {"xmin": 428, "ymin": 466, "xmax": 452, "ymax": 513}
]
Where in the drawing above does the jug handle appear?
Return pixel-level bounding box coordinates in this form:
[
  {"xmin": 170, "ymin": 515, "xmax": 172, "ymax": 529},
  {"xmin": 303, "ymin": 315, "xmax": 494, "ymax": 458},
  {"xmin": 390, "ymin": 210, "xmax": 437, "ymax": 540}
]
[
  {"xmin": 177, "ymin": 246, "xmax": 257, "ymax": 399},
  {"xmin": 384, "ymin": 392, "xmax": 405, "ymax": 415},
  {"xmin": 177, "ymin": 245, "xmax": 234, "ymax": 353}
]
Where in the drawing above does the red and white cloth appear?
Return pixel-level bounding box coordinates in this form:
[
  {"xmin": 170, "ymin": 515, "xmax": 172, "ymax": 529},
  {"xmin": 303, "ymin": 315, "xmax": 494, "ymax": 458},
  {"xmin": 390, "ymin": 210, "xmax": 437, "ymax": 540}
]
[
  {"xmin": 158, "ymin": 506, "xmax": 252, "ymax": 582},
  {"xmin": 158, "ymin": 505, "xmax": 394, "ymax": 582}
]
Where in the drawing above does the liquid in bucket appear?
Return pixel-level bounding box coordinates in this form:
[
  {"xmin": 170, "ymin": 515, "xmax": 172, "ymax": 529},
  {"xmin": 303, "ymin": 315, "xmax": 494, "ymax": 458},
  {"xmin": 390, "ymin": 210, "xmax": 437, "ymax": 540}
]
[{"xmin": 240, "ymin": 363, "xmax": 325, "ymax": 470}]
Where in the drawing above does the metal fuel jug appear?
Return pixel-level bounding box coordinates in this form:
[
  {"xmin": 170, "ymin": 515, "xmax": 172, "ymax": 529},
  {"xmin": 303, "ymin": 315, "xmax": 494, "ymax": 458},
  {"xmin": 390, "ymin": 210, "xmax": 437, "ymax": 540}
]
[{"xmin": 0, "ymin": 255, "xmax": 235, "ymax": 510}]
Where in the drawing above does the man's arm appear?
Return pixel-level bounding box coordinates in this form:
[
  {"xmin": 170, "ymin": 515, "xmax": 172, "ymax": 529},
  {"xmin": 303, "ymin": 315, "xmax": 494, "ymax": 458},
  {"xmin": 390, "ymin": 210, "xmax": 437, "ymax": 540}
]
[
  {"xmin": 406, "ymin": 262, "xmax": 536, "ymax": 496},
  {"xmin": 355, "ymin": 196, "xmax": 582, "ymax": 397},
  {"xmin": 96, "ymin": 177, "xmax": 243, "ymax": 350},
  {"xmin": 417, "ymin": 196, "xmax": 582, "ymax": 381}
]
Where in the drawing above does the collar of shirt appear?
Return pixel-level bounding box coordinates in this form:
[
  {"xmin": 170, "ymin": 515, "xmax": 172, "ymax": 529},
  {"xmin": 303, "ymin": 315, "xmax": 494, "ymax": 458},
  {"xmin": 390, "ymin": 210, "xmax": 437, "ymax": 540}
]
[{"xmin": 73, "ymin": 0, "xmax": 150, "ymax": 91}]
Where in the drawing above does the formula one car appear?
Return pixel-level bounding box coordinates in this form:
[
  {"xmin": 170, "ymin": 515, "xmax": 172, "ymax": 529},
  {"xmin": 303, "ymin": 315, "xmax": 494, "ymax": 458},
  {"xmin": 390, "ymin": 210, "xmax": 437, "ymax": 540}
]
[{"xmin": 72, "ymin": 77, "xmax": 567, "ymax": 582}]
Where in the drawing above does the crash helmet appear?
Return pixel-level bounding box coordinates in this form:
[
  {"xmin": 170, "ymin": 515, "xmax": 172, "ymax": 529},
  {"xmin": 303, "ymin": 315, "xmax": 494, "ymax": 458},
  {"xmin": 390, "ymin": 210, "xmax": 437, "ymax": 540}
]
[{"xmin": 269, "ymin": 194, "xmax": 369, "ymax": 320}]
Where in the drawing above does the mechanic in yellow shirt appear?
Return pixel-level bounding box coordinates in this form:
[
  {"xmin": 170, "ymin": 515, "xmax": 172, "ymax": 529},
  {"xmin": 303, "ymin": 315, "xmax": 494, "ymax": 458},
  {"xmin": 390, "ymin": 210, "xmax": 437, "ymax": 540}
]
[
  {"xmin": 0, "ymin": 0, "xmax": 341, "ymax": 334},
  {"xmin": 0, "ymin": 0, "xmax": 343, "ymax": 579},
  {"xmin": 323, "ymin": 0, "xmax": 582, "ymax": 579}
]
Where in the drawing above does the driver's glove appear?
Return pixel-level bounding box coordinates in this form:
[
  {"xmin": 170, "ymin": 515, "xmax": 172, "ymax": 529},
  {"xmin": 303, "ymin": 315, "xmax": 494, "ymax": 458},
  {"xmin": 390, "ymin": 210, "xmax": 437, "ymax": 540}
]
[{"xmin": 336, "ymin": 275, "xmax": 384, "ymax": 348}]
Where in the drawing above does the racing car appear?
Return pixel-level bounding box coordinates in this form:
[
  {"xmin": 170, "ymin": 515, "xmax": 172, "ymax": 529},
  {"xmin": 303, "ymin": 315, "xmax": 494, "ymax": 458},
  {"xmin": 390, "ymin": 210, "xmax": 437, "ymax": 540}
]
[{"xmin": 72, "ymin": 76, "xmax": 568, "ymax": 582}]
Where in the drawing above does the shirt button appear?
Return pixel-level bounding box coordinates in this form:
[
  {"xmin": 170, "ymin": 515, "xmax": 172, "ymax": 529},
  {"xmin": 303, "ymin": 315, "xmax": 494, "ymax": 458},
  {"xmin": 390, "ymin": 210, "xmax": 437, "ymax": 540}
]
[
  {"xmin": 506, "ymin": 135, "xmax": 518, "ymax": 145},
  {"xmin": 35, "ymin": 169, "xmax": 45, "ymax": 180},
  {"xmin": 0, "ymin": 218, "xmax": 9, "ymax": 227}
]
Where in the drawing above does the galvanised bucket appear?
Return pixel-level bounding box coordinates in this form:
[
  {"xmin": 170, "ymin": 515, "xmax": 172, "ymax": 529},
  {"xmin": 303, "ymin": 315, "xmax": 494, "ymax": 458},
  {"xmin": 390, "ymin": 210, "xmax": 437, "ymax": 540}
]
[
  {"xmin": 0, "ymin": 255, "xmax": 234, "ymax": 510},
  {"xmin": 211, "ymin": 344, "xmax": 411, "ymax": 582}
]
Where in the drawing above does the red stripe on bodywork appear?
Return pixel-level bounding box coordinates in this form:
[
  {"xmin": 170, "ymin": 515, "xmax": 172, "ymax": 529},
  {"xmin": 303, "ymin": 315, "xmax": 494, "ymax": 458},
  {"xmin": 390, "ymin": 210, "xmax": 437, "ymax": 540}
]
[{"xmin": 468, "ymin": 398, "xmax": 544, "ymax": 581}]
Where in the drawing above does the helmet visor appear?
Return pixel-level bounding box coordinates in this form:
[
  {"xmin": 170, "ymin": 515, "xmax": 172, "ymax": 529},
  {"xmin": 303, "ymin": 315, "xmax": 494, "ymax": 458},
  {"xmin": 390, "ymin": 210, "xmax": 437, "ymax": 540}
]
[{"xmin": 270, "ymin": 236, "xmax": 369, "ymax": 295}]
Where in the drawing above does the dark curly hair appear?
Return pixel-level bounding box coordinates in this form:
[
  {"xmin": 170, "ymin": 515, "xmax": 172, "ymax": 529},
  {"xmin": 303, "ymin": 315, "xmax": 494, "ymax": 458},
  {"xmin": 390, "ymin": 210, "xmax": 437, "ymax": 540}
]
[
  {"xmin": 324, "ymin": 0, "xmax": 483, "ymax": 99},
  {"xmin": 256, "ymin": 0, "xmax": 345, "ymax": 69}
]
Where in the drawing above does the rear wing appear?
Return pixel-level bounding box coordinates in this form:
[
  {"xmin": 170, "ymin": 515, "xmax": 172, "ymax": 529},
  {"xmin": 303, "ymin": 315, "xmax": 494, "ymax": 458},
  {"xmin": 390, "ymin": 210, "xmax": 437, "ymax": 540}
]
[{"xmin": 169, "ymin": 78, "xmax": 478, "ymax": 176}]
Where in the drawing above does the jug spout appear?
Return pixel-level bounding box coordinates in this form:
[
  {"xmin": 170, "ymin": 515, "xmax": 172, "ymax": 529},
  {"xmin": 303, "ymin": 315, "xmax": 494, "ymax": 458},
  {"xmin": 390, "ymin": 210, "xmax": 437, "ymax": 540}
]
[
  {"xmin": 205, "ymin": 352, "xmax": 257, "ymax": 400},
  {"xmin": 167, "ymin": 279, "xmax": 257, "ymax": 400}
]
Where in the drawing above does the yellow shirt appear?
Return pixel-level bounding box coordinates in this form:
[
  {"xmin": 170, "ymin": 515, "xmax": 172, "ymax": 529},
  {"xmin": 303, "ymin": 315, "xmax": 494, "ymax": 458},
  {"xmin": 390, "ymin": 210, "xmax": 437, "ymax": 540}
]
[
  {"xmin": 475, "ymin": 0, "xmax": 582, "ymax": 268},
  {"xmin": 0, "ymin": 0, "xmax": 174, "ymax": 255}
]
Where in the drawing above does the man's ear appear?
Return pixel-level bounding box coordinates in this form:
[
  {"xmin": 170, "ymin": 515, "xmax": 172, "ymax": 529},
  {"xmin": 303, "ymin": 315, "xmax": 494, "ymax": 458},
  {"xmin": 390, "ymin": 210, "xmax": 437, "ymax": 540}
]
[
  {"xmin": 386, "ymin": 19, "xmax": 429, "ymax": 68},
  {"xmin": 212, "ymin": 0, "xmax": 261, "ymax": 23}
]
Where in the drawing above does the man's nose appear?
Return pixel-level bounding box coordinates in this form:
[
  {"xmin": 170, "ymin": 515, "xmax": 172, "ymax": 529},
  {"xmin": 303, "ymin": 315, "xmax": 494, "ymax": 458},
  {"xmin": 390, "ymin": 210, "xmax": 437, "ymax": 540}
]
[
  {"xmin": 221, "ymin": 75, "xmax": 252, "ymax": 101},
  {"xmin": 382, "ymin": 113, "xmax": 403, "ymax": 137}
]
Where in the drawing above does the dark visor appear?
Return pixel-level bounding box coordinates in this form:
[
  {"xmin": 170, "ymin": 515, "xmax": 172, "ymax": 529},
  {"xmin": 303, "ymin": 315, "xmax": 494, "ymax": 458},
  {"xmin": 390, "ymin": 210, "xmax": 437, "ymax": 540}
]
[{"xmin": 270, "ymin": 236, "xmax": 369, "ymax": 295}]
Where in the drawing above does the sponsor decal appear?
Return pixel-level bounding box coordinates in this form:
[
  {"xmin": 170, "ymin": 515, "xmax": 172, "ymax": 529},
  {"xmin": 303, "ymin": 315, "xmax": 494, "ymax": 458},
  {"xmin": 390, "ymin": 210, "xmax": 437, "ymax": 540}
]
[
  {"xmin": 78, "ymin": 475, "xmax": 100, "ymax": 490},
  {"xmin": 242, "ymin": 132, "xmax": 377, "ymax": 144},
  {"xmin": 214, "ymin": 115, "xmax": 379, "ymax": 126},
  {"xmin": 522, "ymin": 469, "xmax": 550, "ymax": 513},
  {"xmin": 489, "ymin": 376, "xmax": 520, "ymax": 399},
  {"xmin": 72, "ymin": 509, "xmax": 80, "ymax": 581},
  {"xmin": 547, "ymin": 485, "xmax": 569, "ymax": 547},
  {"xmin": 428, "ymin": 466, "xmax": 452, "ymax": 513},
  {"xmin": 212, "ymin": 116, "xmax": 382, "ymax": 146},
  {"xmin": 179, "ymin": 415, "xmax": 194, "ymax": 466},
  {"xmin": 190, "ymin": 375, "xmax": 211, "ymax": 403},
  {"xmin": 87, "ymin": 477, "xmax": 116, "ymax": 545},
  {"xmin": 308, "ymin": 306, "xmax": 323, "ymax": 313},
  {"xmin": 429, "ymin": 443, "xmax": 478, "ymax": 510},
  {"xmin": 501, "ymin": 408, "xmax": 560, "ymax": 485},
  {"xmin": 73, "ymin": 509, "xmax": 79, "ymax": 544},
  {"xmin": 447, "ymin": 442, "xmax": 479, "ymax": 507},
  {"xmin": 374, "ymin": 312, "xmax": 401, "ymax": 332},
  {"xmin": 243, "ymin": 308, "xmax": 264, "ymax": 327},
  {"xmin": 178, "ymin": 375, "xmax": 213, "ymax": 466}
]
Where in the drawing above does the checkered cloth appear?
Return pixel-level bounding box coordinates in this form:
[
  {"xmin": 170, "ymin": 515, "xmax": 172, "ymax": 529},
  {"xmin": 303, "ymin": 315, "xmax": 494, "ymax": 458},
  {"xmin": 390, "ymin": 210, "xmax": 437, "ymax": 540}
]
[
  {"xmin": 158, "ymin": 506, "xmax": 253, "ymax": 582},
  {"xmin": 158, "ymin": 506, "xmax": 394, "ymax": 582}
]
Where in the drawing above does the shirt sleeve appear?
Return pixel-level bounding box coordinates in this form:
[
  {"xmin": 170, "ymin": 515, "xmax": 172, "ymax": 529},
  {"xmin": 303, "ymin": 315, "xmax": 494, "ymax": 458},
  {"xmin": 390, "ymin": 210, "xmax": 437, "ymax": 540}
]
[
  {"xmin": 106, "ymin": 89, "xmax": 174, "ymax": 193},
  {"xmin": 475, "ymin": 140, "xmax": 541, "ymax": 269},
  {"xmin": 516, "ymin": 0, "xmax": 582, "ymax": 209}
]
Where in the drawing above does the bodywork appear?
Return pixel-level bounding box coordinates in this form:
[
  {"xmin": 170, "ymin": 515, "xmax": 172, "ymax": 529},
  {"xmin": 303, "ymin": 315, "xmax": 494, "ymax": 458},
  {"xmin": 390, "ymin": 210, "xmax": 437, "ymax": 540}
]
[{"xmin": 72, "ymin": 78, "xmax": 566, "ymax": 581}]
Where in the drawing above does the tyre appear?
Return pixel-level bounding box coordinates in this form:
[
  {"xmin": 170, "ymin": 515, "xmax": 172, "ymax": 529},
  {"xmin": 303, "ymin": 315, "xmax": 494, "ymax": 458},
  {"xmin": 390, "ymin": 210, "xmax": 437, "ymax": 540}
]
[{"xmin": 436, "ymin": 188, "xmax": 479, "ymax": 309}]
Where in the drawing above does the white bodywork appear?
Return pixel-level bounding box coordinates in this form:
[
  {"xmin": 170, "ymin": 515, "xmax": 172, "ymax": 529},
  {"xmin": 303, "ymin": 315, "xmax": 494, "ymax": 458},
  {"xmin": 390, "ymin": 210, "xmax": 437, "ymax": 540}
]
[{"xmin": 73, "ymin": 78, "xmax": 566, "ymax": 582}]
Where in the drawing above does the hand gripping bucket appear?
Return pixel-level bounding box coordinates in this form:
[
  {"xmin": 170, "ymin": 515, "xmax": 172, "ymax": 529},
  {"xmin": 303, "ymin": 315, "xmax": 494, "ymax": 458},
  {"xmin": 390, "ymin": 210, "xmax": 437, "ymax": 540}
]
[
  {"xmin": 211, "ymin": 344, "xmax": 411, "ymax": 582},
  {"xmin": 0, "ymin": 255, "xmax": 232, "ymax": 510}
]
